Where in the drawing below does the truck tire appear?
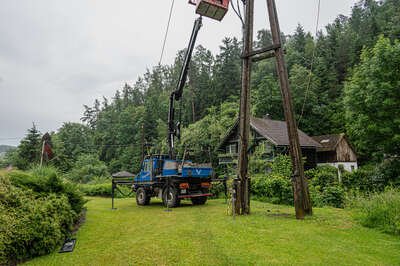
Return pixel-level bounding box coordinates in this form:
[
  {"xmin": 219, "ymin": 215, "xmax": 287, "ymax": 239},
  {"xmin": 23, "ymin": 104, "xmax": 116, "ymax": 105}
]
[
  {"xmin": 191, "ymin": 196, "xmax": 207, "ymax": 205},
  {"xmin": 136, "ymin": 187, "xmax": 150, "ymax": 206},
  {"xmin": 162, "ymin": 186, "xmax": 180, "ymax": 208}
]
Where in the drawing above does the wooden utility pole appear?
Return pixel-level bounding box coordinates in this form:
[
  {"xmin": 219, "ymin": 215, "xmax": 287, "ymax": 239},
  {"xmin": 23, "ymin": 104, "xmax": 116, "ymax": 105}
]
[
  {"xmin": 236, "ymin": 0, "xmax": 254, "ymax": 215},
  {"xmin": 234, "ymin": 0, "xmax": 312, "ymax": 218},
  {"xmin": 266, "ymin": 0, "xmax": 312, "ymax": 218}
]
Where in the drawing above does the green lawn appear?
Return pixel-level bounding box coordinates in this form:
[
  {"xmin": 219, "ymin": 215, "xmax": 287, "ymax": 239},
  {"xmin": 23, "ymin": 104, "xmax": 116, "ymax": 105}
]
[{"xmin": 25, "ymin": 197, "xmax": 400, "ymax": 266}]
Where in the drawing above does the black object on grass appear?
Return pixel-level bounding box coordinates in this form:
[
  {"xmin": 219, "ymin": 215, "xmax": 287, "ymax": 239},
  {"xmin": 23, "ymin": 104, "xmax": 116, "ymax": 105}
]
[{"xmin": 59, "ymin": 238, "xmax": 76, "ymax": 253}]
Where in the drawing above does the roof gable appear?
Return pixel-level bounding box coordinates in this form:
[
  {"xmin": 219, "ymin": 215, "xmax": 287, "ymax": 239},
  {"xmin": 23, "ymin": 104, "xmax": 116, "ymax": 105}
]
[
  {"xmin": 312, "ymin": 134, "xmax": 344, "ymax": 152},
  {"xmin": 250, "ymin": 117, "xmax": 321, "ymax": 148},
  {"xmin": 218, "ymin": 116, "xmax": 322, "ymax": 149}
]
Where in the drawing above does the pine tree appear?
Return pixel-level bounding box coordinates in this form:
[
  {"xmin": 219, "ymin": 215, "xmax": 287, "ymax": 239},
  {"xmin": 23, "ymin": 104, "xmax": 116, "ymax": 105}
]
[{"xmin": 16, "ymin": 123, "xmax": 42, "ymax": 169}]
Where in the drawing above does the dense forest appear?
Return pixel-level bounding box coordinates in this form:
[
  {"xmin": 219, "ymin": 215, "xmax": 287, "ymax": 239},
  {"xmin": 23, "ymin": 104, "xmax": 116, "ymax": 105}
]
[{"xmin": 2, "ymin": 0, "xmax": 400, "ymax": 176}]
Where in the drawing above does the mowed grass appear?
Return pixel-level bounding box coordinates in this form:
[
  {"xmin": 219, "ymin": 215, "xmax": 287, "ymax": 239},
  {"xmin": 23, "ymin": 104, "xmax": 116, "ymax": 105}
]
[{"xmin": 25, "ymin": 197, "xmax": 400, "ymax": 266}]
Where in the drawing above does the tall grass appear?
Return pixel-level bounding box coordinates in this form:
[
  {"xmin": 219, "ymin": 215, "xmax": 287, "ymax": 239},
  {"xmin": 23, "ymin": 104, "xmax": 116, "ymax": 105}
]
[{"xmin": 354, "ymin": 189, "xmax": 400, "ymax": 236}]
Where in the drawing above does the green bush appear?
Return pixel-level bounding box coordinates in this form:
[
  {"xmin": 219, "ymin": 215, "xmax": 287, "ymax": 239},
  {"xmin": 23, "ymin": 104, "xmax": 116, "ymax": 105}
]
[
  {"xmin": 312, "ymin": 185, "xmax": 346, "ymax": 208},
  {"xmin": 67, "ymin": 154, "xmax": 109, "ymax": 184},
  {"xmin": 341, "ymin": 165, "xmax": 378, "ymax": 192},
  {"xmin": 248, "ymin": 155, "xmax": 294, "ymax": 205},
  {"xmin": 306, "ymin": 165, "xmax": 338, "ymax": 187},
  {"xmin": 353, "ymin": 189, "xmax": 400, "ymax": 236},
  {"xmin": 79, "ymin": 183, "xmax": 111, "ymax": 197},
  {"xmin": 306, "ymin": 166, "xmax": 346, "ymax": 208},
  {"xmin": 249, "ymin": 165, "xmax": 347, "ymax": 208},
  {"xmin": 78, "ymin": 182, "xmax": 133, "ymax": 198},
  {"xmin": 249, "ymin": 152, "xmax": 292, "ymax": 177},
  {"xmin": 269, "ymin": 155, "xmax": 292, "ymax": 178},
  {"xmin": 210, "ymin": 181, "xmax": 226, "ymax": 199},
  {"xmin": 7, "ymin": 167, "xmax": 86, "ymax": 215},
  {"xmin": 342, "ymin": 159, "xmax": 400, "ymax": 193},
  {"xmin": 0, "ymin": 168, "xmax": 86, "ymax": 264},
  {"xmin": 251, "ymin": 174, "xmax": 293, "ymax": 205}
]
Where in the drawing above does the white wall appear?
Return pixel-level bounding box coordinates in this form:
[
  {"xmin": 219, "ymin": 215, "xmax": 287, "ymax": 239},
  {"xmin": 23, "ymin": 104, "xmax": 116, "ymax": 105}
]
[{"xmin": 317, "ymin": 162, "xmax": 358, "ymax": 172}]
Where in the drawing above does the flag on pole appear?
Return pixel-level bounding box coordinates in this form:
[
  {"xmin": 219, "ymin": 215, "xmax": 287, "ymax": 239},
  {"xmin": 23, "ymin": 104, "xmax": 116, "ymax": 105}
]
[{"xmin": 41, "ymin": 132, "xmax": 53, "ymax": 161}]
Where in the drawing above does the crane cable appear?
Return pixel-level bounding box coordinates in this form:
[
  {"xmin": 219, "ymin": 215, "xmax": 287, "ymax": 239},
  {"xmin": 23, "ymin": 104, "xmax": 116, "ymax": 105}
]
[
  {"xmin": 298, "ymin": 0, "xmax": 321, "ymax": 126},
  {"xmin": 231, "ymin": 0, "xmax": 245, "ymax": 26},
  {"xmin": 159, "ymin": 0, "xmax": 175, "ymax": 65}
]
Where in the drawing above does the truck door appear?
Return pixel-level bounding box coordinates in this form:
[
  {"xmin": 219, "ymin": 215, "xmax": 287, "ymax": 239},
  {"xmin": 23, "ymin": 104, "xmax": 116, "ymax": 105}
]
[{"xmin": 139, "ymin": 159, "xmax": 151, "ymax": 182}]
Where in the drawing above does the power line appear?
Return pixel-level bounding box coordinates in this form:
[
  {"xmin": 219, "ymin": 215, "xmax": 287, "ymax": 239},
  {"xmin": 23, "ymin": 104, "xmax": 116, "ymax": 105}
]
[
  {"xmin": 298, "ymin": 0, "xmax": 321, "ymax": 126},
  {"xmin": 159, "ymin": 0, "xmax": 175, "ymax": 65},
  {"xmin": 0, "ymin": 137, "xmax": 22, "ymax": 141}
]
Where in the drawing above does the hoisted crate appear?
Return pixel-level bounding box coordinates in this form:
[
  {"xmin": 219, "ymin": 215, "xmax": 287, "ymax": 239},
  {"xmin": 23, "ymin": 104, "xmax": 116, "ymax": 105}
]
[{"xmin": 189, "ymin": 0, "xmax": 229, "ymax": 21}]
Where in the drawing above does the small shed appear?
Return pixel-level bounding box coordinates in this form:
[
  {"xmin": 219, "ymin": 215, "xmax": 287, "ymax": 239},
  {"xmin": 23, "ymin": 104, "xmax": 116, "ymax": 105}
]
[
  {"xmin": 112, "ymin": 171, "xmax": 135, "ymax": 178},
  {"xmin": 217, "ymin": 116, "xmax": 322, "ymax": 170},
  {"xmin": 312, "ymin": 133, "xmax": 358, "ymax": 172}
]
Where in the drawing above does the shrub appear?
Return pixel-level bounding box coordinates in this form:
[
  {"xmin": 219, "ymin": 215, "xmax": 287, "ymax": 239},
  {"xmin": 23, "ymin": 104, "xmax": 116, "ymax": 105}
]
[
  {"xmin": 0, "ymin": 171, "xmax": 82, "ymax": 265},
  {"xmin": 7, "ymin": 167, "xmax": 86, "ymax": 216},
  {"xmin": 251, "ymin": 174, "xmax": 293, "ymax": 205},
  {"xmin": 269, "ymin": 155, "xmax": 292, "ymax": 178},
  {"xmin": 249, "ymin": 152, "xmax": 292, "ymax": 177},
  {"xmin": 353, "ymin": 189, "xmax": 400, "ymax": 236},
  {"xmin": 308, "ymin": 185, "xmax": 346, "ymax": 208},
  {"xmin": 323, "ymin": 186, "xmax": 345, "ymax": 208},
  {"xmin": 78, "ymin": 182, "xmax": 133, "ymax": 198},
  {"xmin": 210, "ymin": 181, "xmax": 226, "ymax": 199},
  {"xmin": 79, "ymin": 183, "xmax": 111, "ymax": 197},
  {"xmin": 306, "ymin": 166, "xmax": 346, "ymax": 208},
  {"xmin": 306, "ymin": 165, "xmax": 338, "ymax": 187},
  {"xmin": 249, "ymin": 155, "xmax": 294, "ymax": 205},
  {"xmin": 342, "ymin": 159, "xmax": 400, "ymax": 193},
  {"xmin": 341, "ymin": 165, "xmax": 378, "ymax": 192},
  {"xmin": 67, "ymin": 154, "xmax": 109, "ymax": 184}
]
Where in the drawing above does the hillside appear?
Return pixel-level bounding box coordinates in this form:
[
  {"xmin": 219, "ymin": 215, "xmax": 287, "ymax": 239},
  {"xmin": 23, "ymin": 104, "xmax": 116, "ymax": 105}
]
[{"xmin": 0, "ymin": 145, "xmax": 15, "ymax": 157}]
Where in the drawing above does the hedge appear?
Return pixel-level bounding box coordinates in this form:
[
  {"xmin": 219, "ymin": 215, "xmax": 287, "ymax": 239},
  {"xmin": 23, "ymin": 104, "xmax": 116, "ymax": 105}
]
[{"xmin": 0, "ymin": 167, "xmax": 85, "ymax": 265}]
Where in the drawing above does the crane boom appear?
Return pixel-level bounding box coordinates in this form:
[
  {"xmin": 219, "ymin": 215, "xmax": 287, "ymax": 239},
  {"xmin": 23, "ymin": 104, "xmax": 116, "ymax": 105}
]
[{"xmin": 168, "ymin": 16, "xmax": 203, "ymax": 158}]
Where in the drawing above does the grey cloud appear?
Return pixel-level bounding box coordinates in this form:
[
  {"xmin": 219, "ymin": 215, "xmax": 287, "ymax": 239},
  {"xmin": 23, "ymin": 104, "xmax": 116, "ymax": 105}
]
[{"xmin": 0, "ymin": 0, "xmax": 357, "ymax": 146}]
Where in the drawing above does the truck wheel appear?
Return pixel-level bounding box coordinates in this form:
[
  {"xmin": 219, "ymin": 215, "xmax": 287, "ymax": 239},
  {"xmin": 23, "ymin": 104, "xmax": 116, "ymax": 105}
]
[
  {"xmin": 136, "ymin": 187, "xmax": 149, "ymax": 206},
  {"xmin": 191, "ymin": 196, "xmax": 207, "ymax": 205},
  {"xmin": 162, "ymin": 186, "xmax": 180, "ymax": 208}
]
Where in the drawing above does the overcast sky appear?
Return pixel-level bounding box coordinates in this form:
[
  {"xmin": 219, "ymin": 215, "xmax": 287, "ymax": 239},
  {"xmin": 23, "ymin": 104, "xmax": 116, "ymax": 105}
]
[{"xmin": 0, "ymin": 0, "xmax": 358, "ymax": 146}]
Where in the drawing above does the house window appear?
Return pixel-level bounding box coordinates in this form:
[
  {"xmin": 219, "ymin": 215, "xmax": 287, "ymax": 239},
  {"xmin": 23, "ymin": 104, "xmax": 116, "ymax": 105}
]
[
  {"xmin": 351, "ymin": 165, "xmax": 355, "ymax": 172},
  {"xmin": 226, "ymin": 143, "xmax": 238, "ymax": 154},
  {"xmin": 265, "ymin": 142, "xmax": 273, "ymax": 154}
]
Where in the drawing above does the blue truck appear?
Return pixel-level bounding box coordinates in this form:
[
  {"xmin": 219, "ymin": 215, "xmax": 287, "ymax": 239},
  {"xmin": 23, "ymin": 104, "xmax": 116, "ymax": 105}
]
[{"xmin": 133, "ymin": 155, "xmax": 213, "ymax": 207}]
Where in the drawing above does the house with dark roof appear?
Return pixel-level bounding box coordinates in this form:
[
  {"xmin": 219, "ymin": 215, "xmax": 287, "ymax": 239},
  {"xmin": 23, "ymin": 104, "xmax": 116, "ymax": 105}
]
[
  {"xmin": 311, "ymin": 133, "xmax": 358, "ymax": 172},
  {"xmin": 217, "ymin": 116, "xmax": 322, "ymax": 170}
]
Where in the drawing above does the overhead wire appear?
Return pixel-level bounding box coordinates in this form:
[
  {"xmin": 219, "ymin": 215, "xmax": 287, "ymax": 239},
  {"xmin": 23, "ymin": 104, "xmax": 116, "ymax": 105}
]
[
  {"xmin": 298, "ymin": 0, "xmax": 321, "ymax": 126},
  {"xmin": 159, "ymin": 0, "xmax": 175, "ymax": 65},
  {"xmin": 0, "ymin": 137, "xmax": 21, "ymax": 140}
]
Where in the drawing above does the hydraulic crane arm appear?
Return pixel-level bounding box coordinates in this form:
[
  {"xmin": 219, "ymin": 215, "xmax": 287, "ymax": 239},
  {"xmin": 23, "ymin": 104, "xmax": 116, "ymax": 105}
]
[{"xmin": 168, "ymin": 16, "xmax": 203, "ymax": 158}]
